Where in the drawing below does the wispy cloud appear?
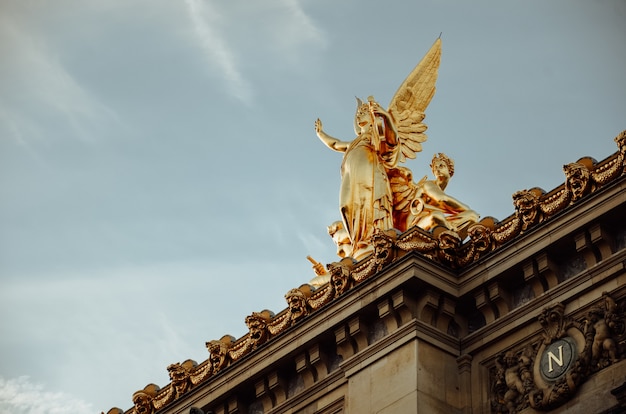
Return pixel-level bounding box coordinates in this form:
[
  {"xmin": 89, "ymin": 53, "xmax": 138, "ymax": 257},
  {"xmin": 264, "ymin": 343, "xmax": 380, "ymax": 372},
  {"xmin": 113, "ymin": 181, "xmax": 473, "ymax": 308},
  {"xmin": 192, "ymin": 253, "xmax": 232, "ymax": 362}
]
[
  {"xmin": 0, "ymin": 11, "xmax": 120, "ymax": 147},
  {"xmin": 0, "ymin": 376, "xmax": 93, "ymax": 414},
  {"xmin": 183, "ymin": 0, "xmax": 253, "ymax": 104},
  {"xmin": 274, "ymin": 0, "xmax": 328, "ymax": 52}
]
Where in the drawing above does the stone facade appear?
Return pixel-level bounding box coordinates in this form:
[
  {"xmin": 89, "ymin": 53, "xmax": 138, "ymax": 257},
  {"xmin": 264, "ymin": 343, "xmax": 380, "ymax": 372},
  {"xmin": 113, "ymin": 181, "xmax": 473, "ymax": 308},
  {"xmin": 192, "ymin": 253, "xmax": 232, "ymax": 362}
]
[{"xmin": 109, "ymin": 132, "xmax": 626, "ymax": 414}]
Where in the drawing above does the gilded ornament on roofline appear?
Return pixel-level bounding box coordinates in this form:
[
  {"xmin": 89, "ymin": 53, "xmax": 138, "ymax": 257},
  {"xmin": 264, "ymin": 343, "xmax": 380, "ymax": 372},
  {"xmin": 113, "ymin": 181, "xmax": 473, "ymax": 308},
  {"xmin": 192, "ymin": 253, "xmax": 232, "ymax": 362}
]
[
  {"xmin": 512, "ymin": 188, "xmax": 544, "ymax": 231},
  {"xmin": 206, "ymin": 335, "xmax": 235, "ymax": 375},
  {"xmin": 245, "ymin": 309, "xmax": 274, "ymax": 350},
  {"xmin": 351, "ymin": 229, "xmax": 398, "ymax": 282},
  {"xmin": 285, "ymin": 285, "xmax": 314, "ymax": 323},
  {"xmin": 329, "ymin": 257, "xmax": 356, "ymax": 296},
  {"xmin": 167, "ymin": 360, "xmax": 196, "ymax": 399},
  {"xmin": 564, "ymin": 158, "xmax": 594, "ymax": 202},
  {"xmin": 131, "ymin": 384, "xmax": 160, "ymax": 414}
]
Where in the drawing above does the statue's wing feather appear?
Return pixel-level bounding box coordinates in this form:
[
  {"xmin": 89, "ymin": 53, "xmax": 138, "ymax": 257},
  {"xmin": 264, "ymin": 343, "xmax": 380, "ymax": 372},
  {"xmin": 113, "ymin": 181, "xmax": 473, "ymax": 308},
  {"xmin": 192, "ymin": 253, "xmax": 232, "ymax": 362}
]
[{"xmin": 388, "ymin": 38, "xmax": 441, "ymax": 163}]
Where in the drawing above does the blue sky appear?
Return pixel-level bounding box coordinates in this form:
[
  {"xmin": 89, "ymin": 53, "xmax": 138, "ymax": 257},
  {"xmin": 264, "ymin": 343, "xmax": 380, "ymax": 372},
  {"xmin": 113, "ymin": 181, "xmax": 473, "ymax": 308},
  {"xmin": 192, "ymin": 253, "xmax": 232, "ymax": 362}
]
[{"xmin": 0, "ymin": 1, "xmax": 624, "ymax": 413}]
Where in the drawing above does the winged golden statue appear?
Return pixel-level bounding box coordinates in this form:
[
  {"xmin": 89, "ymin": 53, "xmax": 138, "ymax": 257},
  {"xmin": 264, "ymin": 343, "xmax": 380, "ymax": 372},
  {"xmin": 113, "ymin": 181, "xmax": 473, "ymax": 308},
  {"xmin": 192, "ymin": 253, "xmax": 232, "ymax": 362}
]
[{"xmin": 315, "ymin": 38, "xmax": 477, "ymax": 261}]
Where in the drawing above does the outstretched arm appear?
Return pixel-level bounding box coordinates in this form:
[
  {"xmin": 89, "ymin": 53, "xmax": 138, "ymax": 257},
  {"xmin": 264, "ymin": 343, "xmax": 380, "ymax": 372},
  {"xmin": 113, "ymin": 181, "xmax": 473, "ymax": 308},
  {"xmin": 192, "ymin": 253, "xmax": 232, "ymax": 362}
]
[
  {"xmin": 315, "ymin": 119, "xmax": 349, "ymax": 152},
  {"xmin": 421, "ymin": 181, "xmax": 473, "ymax": 213}
]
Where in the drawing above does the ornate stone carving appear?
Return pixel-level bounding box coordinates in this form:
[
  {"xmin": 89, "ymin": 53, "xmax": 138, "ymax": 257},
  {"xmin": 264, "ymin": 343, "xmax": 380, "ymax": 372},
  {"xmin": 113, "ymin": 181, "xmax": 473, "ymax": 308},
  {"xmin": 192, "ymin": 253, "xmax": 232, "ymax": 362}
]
[
  {"xmin": 589, "ymin": 292, "xmax": 621, "ymax": 368},
  {"xmin": 512, "ymin": 188, "xmax": 544, "ymax": 231},
  {"xmin": 395, "ymin": 227, "xmax": 438, "ymax": 258},
  {"xmin": 329, "ymin": 257, "xmax": 355, "ymax": 296},
  {"xmin": 492, "ymin": 347, "xmax": 535, "ymax": 414},
  {"xmin": 435, "ymin": 228, "xmax": 462, "ymax": 268},
  {"xmin": 616, "ymin": 130, "xmax": 626, "ymax": 165},
  {"xmin": 351, "ymin": 229, "xmax": 397, "ymax": 282},
  {"xmin": 189, "ymin": 360, "xmax": 213, "ymax": 386},
  {"xmin": 131, "ymin": 384, "xmax": 160, "ymax": 414},
  {"xmin": 538, "ymin": 303, "xmax": 569, "ymax": 344},
  {"xmin": 285, "ymin": 285, "xmax": 313, "ymax": 323},
  {"xmin": 564, "ymin": 159, "xmax": 593, "ymax": 202},
  {"xmin": 167, "ymin": 360, "xmax": 196, "ymax": 399},
  {"xmin": 206, "ymin": 335, "xmax": 236, "ymax": 375},
  {"xmin": 245, "ymin": 310, "xmax": 274, "ymax": 350},
  {"xmin": 490, "ymin": 293, "xmax": 626, "ymax": 413}
]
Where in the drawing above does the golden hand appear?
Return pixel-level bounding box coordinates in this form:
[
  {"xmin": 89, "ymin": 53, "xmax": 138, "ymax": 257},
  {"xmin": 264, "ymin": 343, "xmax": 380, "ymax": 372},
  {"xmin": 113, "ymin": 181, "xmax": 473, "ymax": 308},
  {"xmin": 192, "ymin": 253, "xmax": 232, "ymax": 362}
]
[{"xmin": 315, "ymin": 118, "xmax": 323, "ymax": 135}]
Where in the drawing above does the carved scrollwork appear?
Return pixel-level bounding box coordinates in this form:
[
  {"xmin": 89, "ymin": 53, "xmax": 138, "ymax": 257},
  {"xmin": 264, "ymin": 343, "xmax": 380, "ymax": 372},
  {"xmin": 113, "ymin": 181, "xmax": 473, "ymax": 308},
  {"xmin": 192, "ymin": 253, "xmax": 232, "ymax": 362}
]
[
  {"xmin": 538, "ymin": 303, "xmax": 569, "ymax": 344},
  {"xmin": 189, "ymin": 360, "xmax": 213, "ymax": 386},
  {"xmin": 491, "ymin": 216, "xmax": 522, "ymax": 247},
  {"xmin": 395, "ymin": 227, "xmax": 438, "ymax": 256},
  {"xmin": 490, "ymin": 293, "xmax": 626, "ymax": 413}
]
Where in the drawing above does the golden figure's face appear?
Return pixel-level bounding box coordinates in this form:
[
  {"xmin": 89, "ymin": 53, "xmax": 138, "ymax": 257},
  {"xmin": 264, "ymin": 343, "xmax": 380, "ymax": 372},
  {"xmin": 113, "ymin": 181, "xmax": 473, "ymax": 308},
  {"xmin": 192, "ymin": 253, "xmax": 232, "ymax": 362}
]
[
  {"xmin": 432, "ymin": 159, "xmax": 450, "ymax": 181},
  {"xmin": 355, "ymin": 108, "xmax": 370, "ymax": 129}
]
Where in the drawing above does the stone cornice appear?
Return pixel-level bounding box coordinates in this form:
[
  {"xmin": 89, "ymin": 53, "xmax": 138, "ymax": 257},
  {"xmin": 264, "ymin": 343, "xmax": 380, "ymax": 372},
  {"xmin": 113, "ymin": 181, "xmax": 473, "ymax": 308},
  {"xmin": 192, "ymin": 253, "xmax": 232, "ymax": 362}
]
[
  {"xmin": 458, "ymin": 176, "xmax": 626, "ymax": 295},
  {"xmin": 461, "ymin": 248, "xmax": 626, "ymax": 355}
]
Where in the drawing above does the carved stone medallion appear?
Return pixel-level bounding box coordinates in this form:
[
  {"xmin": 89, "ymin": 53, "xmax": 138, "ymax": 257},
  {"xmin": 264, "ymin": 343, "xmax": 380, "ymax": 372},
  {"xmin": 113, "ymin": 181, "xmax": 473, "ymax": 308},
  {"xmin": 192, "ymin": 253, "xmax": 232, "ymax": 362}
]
[{"xmin": 539, "ymin": 337, "xmax": 577, "ymax": 381}]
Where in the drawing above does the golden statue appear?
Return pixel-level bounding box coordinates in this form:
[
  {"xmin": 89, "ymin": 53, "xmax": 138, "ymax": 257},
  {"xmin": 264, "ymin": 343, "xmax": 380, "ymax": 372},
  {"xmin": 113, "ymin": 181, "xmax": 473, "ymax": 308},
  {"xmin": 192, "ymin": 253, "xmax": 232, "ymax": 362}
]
[
  {"xmin": 316, "ymin": 39, "xmax": 442, "ymax": 260},
  {"xmin": 315, "ymin": 38, "xmax": 478, "ymax": 258},
  {"xmin": 390, "ymin": 153, "xmax": 478, "ymax": 239}
]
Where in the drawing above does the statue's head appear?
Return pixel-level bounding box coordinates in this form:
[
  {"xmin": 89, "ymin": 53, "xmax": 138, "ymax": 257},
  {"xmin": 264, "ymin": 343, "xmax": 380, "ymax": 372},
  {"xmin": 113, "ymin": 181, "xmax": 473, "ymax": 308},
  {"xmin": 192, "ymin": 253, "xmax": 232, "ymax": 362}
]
[
  {"xmin": 328, "ymin": 220, "xmax": 352, "ymax": 258},
  {"xmin": 353, "ymin": 96, "xmax": 378, "ymax": 134},
  {"xmin": 504, "ymin": 350, "xmax": 517, "ymax": 368},
  {"xmin": 430, "ymin": 153, "xmax": 454, "ymax": 179}
]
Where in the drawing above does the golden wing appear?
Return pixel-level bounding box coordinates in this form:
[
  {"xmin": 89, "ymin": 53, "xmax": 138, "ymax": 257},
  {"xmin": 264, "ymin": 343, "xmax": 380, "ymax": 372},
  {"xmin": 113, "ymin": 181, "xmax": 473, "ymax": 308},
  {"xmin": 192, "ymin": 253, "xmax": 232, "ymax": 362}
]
[{"xmin": 387, "ymin": 38, "xmax": 441, "ymax": 163}]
